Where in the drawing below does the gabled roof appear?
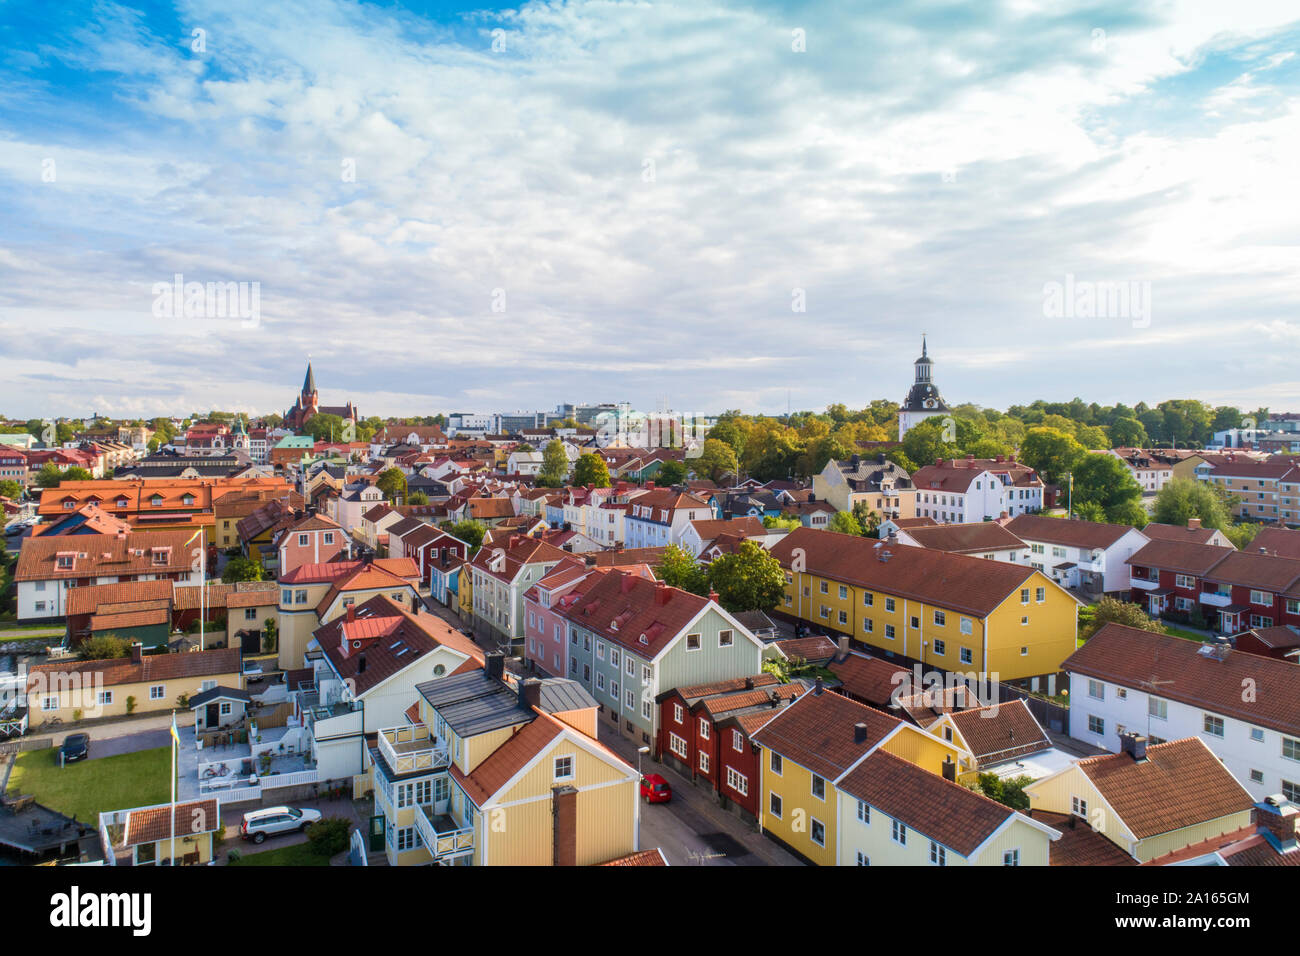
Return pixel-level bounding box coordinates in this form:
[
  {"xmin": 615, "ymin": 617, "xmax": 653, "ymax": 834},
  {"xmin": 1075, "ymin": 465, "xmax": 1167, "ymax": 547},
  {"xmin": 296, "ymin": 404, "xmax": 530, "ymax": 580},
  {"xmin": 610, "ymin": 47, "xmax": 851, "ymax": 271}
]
[
  {"xmin": 1250, "ymin": 527, "xmax": 1300, "ymax": 559},
  {"xmin": 1063, "ymin": 623, "xmax": 1300, "ymax": 737},
  {"xmin": 14, "ymin": 529, "xmax": 197, "ymax": 582},
  {"xmin": 27, "ymin": 647, "xmax": 241, "ymax": 689},
  {"xmin": 839, "ymin": 749, "xmax": 1031, "ymax": 857},
  {"xmin": 1074, "ymin": 738, "xmax": 1254, "ymax": 840},
  {"xmin": 66, "ymin": 579, "xmax": 173, "ymax": 617},
  {"xmin": 559, "ymin": 570, "xmax": 714, "ymax": 658},
  {"xmin": 827, "ymin": 652, "xmax": 911, "ymax": 707},
  {"xmin": 901, "ymin": 521, "xmax": 1027, "ymax": 555},
  {"xmin": 1003, "ymin": 514, "xmax": 1136, "ymax": 550},
  {"xmin": 123, "ymin": 799, "xmax": 220, "ymax": 846},
  {"xmin": 750, "ymin": 688, "xmax": 902, "ymax": 782},
  {"xmin": 1140, "ymin": 522, "xmax": 1231, "ymax": 548},
  {"xmin": 769, "ymin": 528, "xmax": 1042, "ymax": 618},
  {"xmin": 1124, "ymin": 538, "xmax": 1232, "ymax": 576},
  {"xmin": 1029, "ymin": 810, "xmax": 1138, "ymax": 866},
  {"xmin": 911, "ymin": 458, "xmax": 1041, "ymax": 493},
  {"xmin": 947, "ymin": 699, "xmax": 1050, "ymax": 764}
]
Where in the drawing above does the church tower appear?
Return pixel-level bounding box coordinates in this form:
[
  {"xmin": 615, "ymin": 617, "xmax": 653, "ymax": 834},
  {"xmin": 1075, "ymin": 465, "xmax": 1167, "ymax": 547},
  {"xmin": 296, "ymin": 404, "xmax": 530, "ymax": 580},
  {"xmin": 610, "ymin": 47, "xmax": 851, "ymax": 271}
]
[
  {"xmin": 898, "ymin": 335, "xmax": 951, "ymax": 441},
  {"xmin": 302, "ymin": 362, "xmax": 319, "ymax": 414}
]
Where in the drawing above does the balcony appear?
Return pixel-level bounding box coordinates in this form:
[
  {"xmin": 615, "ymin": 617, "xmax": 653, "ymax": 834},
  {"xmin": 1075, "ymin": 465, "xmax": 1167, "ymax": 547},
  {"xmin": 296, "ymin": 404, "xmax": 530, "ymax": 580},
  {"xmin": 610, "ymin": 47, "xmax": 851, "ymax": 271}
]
[
  {"xmin": 1076, "ymin": 553, "xmax": 1105, "ymax": 573},
  {"xmin": 1199, "ymin": 590, "xmax": 1233, "ymax": 608},
  {"xmin": 378, "ymin": 724, "xmax": 450, "ymax": 775},
  {"xmin": 1130, "ymin": 573, "xmax": 1160, "ymax": 591},
  {"xmin": 414, "ymin": 803, "xmax": 474, "ymax": 861}
]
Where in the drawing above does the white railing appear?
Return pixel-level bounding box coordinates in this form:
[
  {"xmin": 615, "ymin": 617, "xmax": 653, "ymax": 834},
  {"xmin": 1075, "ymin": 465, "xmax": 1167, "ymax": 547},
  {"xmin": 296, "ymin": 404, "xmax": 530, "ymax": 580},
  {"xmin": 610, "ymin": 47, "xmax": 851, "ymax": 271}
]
[
  {"xmin": 214, "ymin": 785, "xmax": 263, "ymax": 806},
  {"xmin": 378, "ymin": 725, "xmax": 450, "ymax": 774},
  {"xmin": 1199, "ymin": 591, "xmax": 1233, "ymax": 607},
  {"xmin": 1130, "ymin": 577, "xmax": 1160, "ymax": 590},
  {"xmin": 260, "ymin": 769, "xmax": 319, "ymax": 790},
  {"xmin": 414, "ymin": 804, "xmax": 474, "ymax": 860}
]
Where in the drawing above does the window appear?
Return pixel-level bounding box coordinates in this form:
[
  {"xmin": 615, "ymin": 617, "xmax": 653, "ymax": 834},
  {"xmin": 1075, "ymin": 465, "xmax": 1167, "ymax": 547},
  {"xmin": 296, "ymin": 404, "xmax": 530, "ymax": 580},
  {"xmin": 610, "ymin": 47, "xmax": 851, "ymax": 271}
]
[
  {"xmin": 885, "ymin": 598, "xmax": 895, "ymax": 612},
  {"xmin": 297, "ymin": 534, "xmax": 308, "ymax": 547},
  {"xmin": 1203, "ymin": 714, "xmax": 1225, "ymax": 738},
  {"xmin": 1148, "ymin": 696, "xmax": 1168, "ymax": 721},
  {"xmin": 397, "ymin": 827, "xmax": 418, "ymax": 852},
  {"xmin": 1283, "ymin": 737, "xmax": 1300, "ymax": 762},
  {"xmin": 770, "ymin": 752, "xmax": 782, "ymax": 775},
  {"xmin": 1251, "ymin": 728, "xmax": 1265, "ymax": 743},
  {"xmin": 884, "ymin": 624, "xmax": 895, "ymax": 639},
  {"xmin": 863, "ymin": 592, "xmax": 874, "ymax": 607},
  {"xmin": 856, "ymin": 800, "xmax": 870, "ymax": 823},
  {"xmin": 596, "ymin": 673, "xmax": 606, "ymax": 691},
  {"xmin": 856, "ymin": 852, "xmax": 869, "ymax": 866},
  {"xmin": 673, "ymin": 703, "xmax": 684, "ymax": 724},
  {"xmin": 959, "ymin": 647, "xmax": 972, "ymax": 665},
  {"xmin": 149, "ymin": 685, "xmax": 165, "ymax": 700},
  {"xmin": 726, "ymin": 767, "xmax": 748, "ymax": 796},
  {"xmin": 1088, "ymin": 679, "xmax": 1104, "ymax": 700},
  {"xmin": 610, "ymin": 649, "xmax": 620, "ymax": 667},
  {"xmin": 1251, "ymin": 770, "xmax": 1265, "ymax": 784},
  {"xmin": 554, "ymin": 756, "xmax": 574, "ymax": 780},
  {"xmin": 933, "ymin": 610, "xmax": 945, "ymax": 626},
  {"xmin": 1088, "ymin": 715, "xmax": 1105, "ymax": 735},
  {"xmin": 596, "ymin": 641, "xmax": 605, "ymax": 660},
  {"xmin": 891, "ymin": 820, "xmax": 906, "ymax": 845},
  {"xmin": 719, "ymin": 629, "xmax": 733, "ymax": 648},
  {"xmin": 811, "ymin": 774, "xmax": 825, "ymax": 800},
  {"xmin": 1116, "ymin": 688, "xmax": 1128, "ymax": 700},
  {"xmin": 1250, "ymin": 590, "xmax": 1274, "ymax": 607},
  {"xmin": 1035, "ymin": 587, "xmax": 1045, "ymax": 603},
  {"xmin": 699, "ymin": 718, "xmax": 710, "ymax": 740},
  {"xmin": 960, "ymin": 618, "xmax": 972, "ymax": 635},
  {"xmin": 1020, "ymin": 588, "xmax": 1030, "ymax": 605},
  {"xmin": 838, "ymin": 585, "xmax": 848, "ymax": 600},
  {"xmin": 99, "ymin": 690, "xmax": 113, "ymax": 706},
  {"xmin": 933, "ymin": 639, "xmax": 945, "ymax": 656},
  {"xmin": 686, "ymin": 633, "xmax": 701, "ymax": 651},
  {"xmin": 699, "ymin": 752, "xmax": 710, "ymax": 773},
  {"xmin": 1175, "ymin": 574, "xmax": 1195, "ymax": 589},
  {"xmin": 1284, "ymin": 780, "xmax": 1300, "ymax": 803},
  {"xmin": 769, "ymin": 792, "xmax": 782, "ymax": 818},
  {"xmin": 323, "ymin": 532, "xmax": 334, "ymax": 545},
  {"xmin": 910, "ymin": 615, "xmax": 919, "ymax": 629},
  {"xmin": 669, "ymin": 733, "xmax": 688, "ymax": 759},
  {"xmin": 810, "ymin": 818, "xmax": 825, "ymax": 847},
  {"xmin": 41, "ymin": 696, "xmax": 58, "ymax": 711},
  {"xmin": 820, "ymin": 581, "xmax": 828, "ymax": 594},
  {"xmin": 862, "ymin": 619, "xmax": 873, "ymax": 633},
  {"xmin": 930, "ymin": 841, "xmax": 946, "ymax": 866},
  {"xmin": 733, "ymin": 729, "xmax": 744, "ymax": 752},
  {"xmin": 1071, "ymin": 796, "xmax": 1087, "ymax": 817},
  {"xmin": 1004, "ymin": 849, "xmax": 1020, "ymax": 867}
]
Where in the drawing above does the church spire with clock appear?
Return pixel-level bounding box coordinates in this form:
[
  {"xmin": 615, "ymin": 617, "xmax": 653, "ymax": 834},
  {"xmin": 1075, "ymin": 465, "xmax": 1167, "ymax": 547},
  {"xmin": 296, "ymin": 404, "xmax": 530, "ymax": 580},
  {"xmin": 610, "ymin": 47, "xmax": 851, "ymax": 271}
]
[{"xmin": 898, "ymin": 335, "xmax": 951, "ymax": 440}]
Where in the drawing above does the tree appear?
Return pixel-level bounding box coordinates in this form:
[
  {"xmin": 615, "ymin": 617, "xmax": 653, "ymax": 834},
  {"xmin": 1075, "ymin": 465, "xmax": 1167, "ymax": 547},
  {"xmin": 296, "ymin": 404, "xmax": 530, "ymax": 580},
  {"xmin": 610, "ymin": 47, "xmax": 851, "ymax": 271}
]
[
  {"xmin": 974, "ymin": 772, "xmax": 1033, "ymax": 811},
  {"xmin": 1080, "ymin": 596, "xmax": 1166, "ymax": 640},
  {"xmin": 1152, "ymin": 478, "xmax": 1232, "ymax": 531},
  {"xmin": 692, "ymin": 439, "xmax": 739, "ymax": 482},
  {"xmin": 1070, "ymin": 453, "xmax": 1144, "ymax": 523},
  {"xmin": 302, "ymin": 413, "xmax": 347, "ymax": 442},
  {"xmin": 81, "ymin": 634, "xmax": 132, "ymax": 660},
  {"xmin": 407, "ymin": 491, "xmax": 430, "ymax": 506},
  {"xmin": 262, "ymin": 617, "xmax": 278, "ymax": 654},
  {"xmin": 763, "ymin": 514, "xmax": 802, "ymax": 531},
  {"xmin": 537, "ymin": 440, "xmax": 569, "ymax": 487},
  {"xmin": 654, "ymin": 544, "xmax": 709, "ymax": 595},
  {"xmin": 223, "ymin": 555, "xmax": 264, "ymax": 583},
  {"xmin": 377, "ymin": 467, "xmax": 407, "ymax": 502},
  {"xmin": 1019, "ymin": 427, "xmax": 1085, "ymax": 486},
  {"xmin": 827, "ymin": 510, "xmax": 865, "ymax": 536},
  {"xmin": 655, "ymin": 460, "xmax": 687, "ymax": 485},
  {"xmin": 572, "ymin": 453, "xmax": 612, "ymax": 488},
  {"xmin": 705, "ymin": 540, "xmax": 786, "ymax": 613},
  {"xmin": 443, "ymin": 520, "xmax": 486, "ymax": 553},
  {"xmin": 850, "ymin": 501, "xmax": 881, "ymax": 537},
  {"xmin": 0, "ymin": 479, "xmax": 21, "ymax": 499},
  {"xmin": 1225, "ymin": 522, "xmax": 1261, "ymax": 550},
  {"xmin": 1108, "ymin": 417, "xmax": 1148, "ymax": 448}
]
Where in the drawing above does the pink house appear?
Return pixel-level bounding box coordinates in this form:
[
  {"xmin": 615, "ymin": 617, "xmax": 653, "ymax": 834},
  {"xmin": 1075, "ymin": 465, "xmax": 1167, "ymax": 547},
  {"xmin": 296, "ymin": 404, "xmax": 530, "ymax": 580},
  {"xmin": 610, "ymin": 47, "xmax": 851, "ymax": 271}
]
[{"xmin": 277, "ymin": 514, "xmax": 351, "ymax": 577}]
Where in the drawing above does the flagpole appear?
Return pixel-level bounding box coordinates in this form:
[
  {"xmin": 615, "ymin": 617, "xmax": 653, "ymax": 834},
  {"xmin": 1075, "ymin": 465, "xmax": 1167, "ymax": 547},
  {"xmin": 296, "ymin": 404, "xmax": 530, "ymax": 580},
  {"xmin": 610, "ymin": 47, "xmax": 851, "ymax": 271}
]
[{"xmin": 170, "ymin": 713, "xmax": 177, "ymax": 865}]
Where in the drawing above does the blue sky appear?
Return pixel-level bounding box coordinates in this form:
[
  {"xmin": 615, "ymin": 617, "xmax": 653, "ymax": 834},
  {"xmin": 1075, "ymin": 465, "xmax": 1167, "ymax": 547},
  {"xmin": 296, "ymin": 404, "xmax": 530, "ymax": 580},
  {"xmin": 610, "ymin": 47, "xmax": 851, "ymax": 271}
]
[{"xmin": 1, "ymin": 0, "xmax": 1298, "ymax": 420}]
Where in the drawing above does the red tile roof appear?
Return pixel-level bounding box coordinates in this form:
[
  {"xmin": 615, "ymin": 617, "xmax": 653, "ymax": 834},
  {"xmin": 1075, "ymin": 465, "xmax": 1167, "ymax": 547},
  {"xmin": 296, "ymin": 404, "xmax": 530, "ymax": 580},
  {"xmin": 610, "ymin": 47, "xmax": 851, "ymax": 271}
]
[
  {"xmin": 900, "ymin": 521, "xmax": 1027, "ymax": 554},
  {"xmin": 1065, "ymin": 623, "xmax": 1300, "ymax": 737},
  {"xmin": 1003, "ymin": 514, "xmax": 1135, "ymax": 550},
  {"xmin": 1076, "ymin": 737, "xmax": 1254, "ymax": 839},
  {"xmin": 947, "ymin": 699, "xmax": 1050, "ymax": 764},
  {"xmin": 123, "ymin": 799, "xmax": 220, "ymax": 846},
  {"xmin": 14, "ymin": 529, "xmax": 199, "ymax": 582},
  {"xmin": 560, "ymin": 570, "xmax": 711, "ymax": 657},
  {"xmin": 1029, "ymin": 810, "xmax": 1138, "ymax": 866},
  {"xmin": 750, "ymin": 688, "xmax": 902, "ymax": 781},
  {"xmin": 27, "ymin": 647, "xmax": 241, "ymax": 690},
  {"xmin": 827, "ymin": 652, "xmax": 911, "ymax": 708}
]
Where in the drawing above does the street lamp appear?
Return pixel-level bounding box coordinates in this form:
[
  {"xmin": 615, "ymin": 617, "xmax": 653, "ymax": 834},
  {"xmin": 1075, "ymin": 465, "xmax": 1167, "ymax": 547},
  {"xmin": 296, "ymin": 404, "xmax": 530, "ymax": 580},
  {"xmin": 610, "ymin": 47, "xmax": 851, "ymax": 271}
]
[{"xmin": 637, "ymin": 745, "xmax": 650, "ymax": 779}]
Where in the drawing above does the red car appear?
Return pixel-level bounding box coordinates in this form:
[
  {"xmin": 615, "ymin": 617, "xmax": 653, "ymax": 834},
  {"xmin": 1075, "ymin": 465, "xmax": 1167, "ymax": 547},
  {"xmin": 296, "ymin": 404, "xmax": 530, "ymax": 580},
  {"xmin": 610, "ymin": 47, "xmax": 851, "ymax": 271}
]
[{"xmin": 640, "ymin": 773, "xmax": 672, "ymax": 804}]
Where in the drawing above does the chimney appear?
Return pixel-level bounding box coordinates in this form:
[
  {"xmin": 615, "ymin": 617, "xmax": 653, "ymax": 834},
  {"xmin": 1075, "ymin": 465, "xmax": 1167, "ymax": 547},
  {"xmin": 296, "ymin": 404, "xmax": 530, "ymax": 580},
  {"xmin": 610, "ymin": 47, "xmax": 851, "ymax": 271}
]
[
  {"xmin": 621, "ymin": 573, "xmax": 636, "ymax": 594},
  {"xmin": 1188, "ymin": 517, "xmax": 1202, "ymax": 530},
  {"xmin": 850, "ymin": 454, "xmax": 861, "ymax": 467},
  {"xmin": 486, "ymin": 651, "xmax": 505, "ymax": 682},
  {"xmin": 814, "ymin": 676, "xmax": 824, "ymax": 696},
  {"xmin": 707, "ymin": 590, "xmax": 719, "ymax": 604},
  {"xmin": 769, "ymin": 691, "xmax": 780, "ymax": 708},
  {"xmin": 357, "ymin": 653, "xmax": 367, "ymax": 675},
  {"xmin": 644, "ymin": 481, "xmax": 655, "ymax": 491},
  {"xmin": 876, "ymin": 453, "xmax": 886, "ymax": 465},
  {"xmin": 1119, "ymin": 731, "xmax": 1148, "ymax": 762},
  {"xmin": 518, "ymin": 677, "xmax": 543, "ymax": 710},
  {"xmin": 552, "ymin": 785, "xmax": 578, "ymax": 866},
  {"xmin": 837, "ymin": 635, "xmax": 849, "ymax": 662},
  {"xmin": 941, "ymin": 755, "xmax": 956, "ymax": 782},
  {"xmin": 130, "ymin": 642, "xmax": 143, "ymax": 664},
  {"xmin": 853, "ymin": 722, "xmax": 868, "ymax": 744},
  {"xmin": 744, "ymin": 676, "xmax": 755, "ymax": 690},
  {"xmin": 585, "ymin": 554, "xmax": 597, "ymax": 567},
  {"xmin": 346, "ymin": 604, "xmax": 356, "ymax": 623},
  {"xmin": 1256, "ymin": 796, "xmax": 1300, "ymax": 852}
]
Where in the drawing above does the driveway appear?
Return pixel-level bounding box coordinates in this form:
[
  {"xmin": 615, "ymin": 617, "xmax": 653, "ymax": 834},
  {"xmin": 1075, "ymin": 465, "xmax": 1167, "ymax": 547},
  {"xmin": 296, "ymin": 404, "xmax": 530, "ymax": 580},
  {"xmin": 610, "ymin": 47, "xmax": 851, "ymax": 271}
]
[
  {"xmin": 596, "ymin": 724, "xmax": 804, "ymax": 867},
  {"xmin": 85, "ymin": 728, "xmax": 172, "ymax": 760},
  {"xmin": 215, "ymin": 794, "xmax": 371, "ymax": 864}
]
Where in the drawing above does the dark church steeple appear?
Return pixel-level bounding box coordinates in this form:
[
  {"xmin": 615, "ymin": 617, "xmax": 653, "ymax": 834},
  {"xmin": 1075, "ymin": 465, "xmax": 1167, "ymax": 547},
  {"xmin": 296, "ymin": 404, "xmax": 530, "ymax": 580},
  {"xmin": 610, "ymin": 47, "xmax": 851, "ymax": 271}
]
[{"xmin": 302, "ymin": 362, "xmax": 317, "ymax": 397}]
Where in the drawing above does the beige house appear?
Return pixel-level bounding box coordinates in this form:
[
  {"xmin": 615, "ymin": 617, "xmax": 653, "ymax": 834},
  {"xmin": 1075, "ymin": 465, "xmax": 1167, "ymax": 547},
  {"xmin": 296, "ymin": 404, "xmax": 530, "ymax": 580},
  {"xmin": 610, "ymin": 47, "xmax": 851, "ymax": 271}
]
[
  {"xmin": 99, "ymin": 798, "xmax": 219, "ymax": 866},
  {"xmin": 813, "ymin": 454, "xmax": 917, "ymax": 519},
  {"xmin": 26, "ymin": 646, "xmax": 243, "ymax": 725}
]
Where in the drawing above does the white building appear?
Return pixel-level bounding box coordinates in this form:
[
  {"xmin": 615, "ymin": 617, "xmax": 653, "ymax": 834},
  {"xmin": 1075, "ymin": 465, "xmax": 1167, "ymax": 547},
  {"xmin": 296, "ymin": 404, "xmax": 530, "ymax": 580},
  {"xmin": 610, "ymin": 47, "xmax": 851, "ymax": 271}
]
[
  {"xmin": 897, "ymin": 336, "xmax": 951, "ymax": 442},
  {"xmin": 911, "ymin": 457, "xmax": 1044, "ymax": 524},
  {"xmin": 1003, "ymin": 514, "xmax": 1148, "ymax": 596},
  {"xmin": 1064, "ymin": 623, "xmax": 1300, "ymax": 801},
  {"xmin": 622, "ymin": 489, "xmax": 711, "ymax": 550}
]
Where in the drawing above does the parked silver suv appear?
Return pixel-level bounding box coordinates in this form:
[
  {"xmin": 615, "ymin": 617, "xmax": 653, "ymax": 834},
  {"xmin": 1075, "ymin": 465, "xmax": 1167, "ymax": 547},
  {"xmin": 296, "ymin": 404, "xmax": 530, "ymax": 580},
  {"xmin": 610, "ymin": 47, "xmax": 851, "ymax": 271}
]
[{"xmin": 240, "ymin": 806, "xmax": 322, "ymax": 843}]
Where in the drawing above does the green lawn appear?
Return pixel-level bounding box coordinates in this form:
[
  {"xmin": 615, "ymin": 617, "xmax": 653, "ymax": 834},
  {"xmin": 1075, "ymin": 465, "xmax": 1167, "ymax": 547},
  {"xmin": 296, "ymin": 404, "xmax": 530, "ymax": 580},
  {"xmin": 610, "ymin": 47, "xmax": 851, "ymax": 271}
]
[
  {"xmin": 1163, "ymin": 624, "xmax": 1214, "ymax": 643},
  {"xmin": 6, "ymin": 746, "xmax": 174, "ymax": 823},
  {"xmin": 229, "ymin": 842, "xmax": 331, "ymax": 866}
]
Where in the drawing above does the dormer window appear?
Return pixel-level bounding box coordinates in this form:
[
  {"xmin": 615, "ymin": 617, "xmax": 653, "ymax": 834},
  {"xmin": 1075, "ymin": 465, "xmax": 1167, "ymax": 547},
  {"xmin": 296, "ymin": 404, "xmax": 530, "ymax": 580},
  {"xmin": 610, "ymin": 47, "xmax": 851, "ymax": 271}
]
[
  {"xmin": 57, "ymin": 555, "xmax": 75, "ymax": 569},
  {"xmin": 116, "ymin": 497, "xmax": 128, "ymax": 508},
  {"xmin": 151, "ymin": 548, "xmax": 171, "ymax": 566},
  {"xmin": 150, "ymin": 495, "xmax": 163, "ymax": 507},
  {"xmin": 63, "ymin": 500, "xmax": 75, "ymax": 510}
]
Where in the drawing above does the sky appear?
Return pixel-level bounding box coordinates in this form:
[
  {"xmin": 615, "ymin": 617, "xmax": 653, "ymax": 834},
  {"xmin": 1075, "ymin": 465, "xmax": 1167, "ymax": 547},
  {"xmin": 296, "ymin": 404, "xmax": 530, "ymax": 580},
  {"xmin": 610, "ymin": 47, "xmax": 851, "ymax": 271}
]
[{"xmin": 1, "ymin": 0, "xmax": 1299, "ymax": 421}]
